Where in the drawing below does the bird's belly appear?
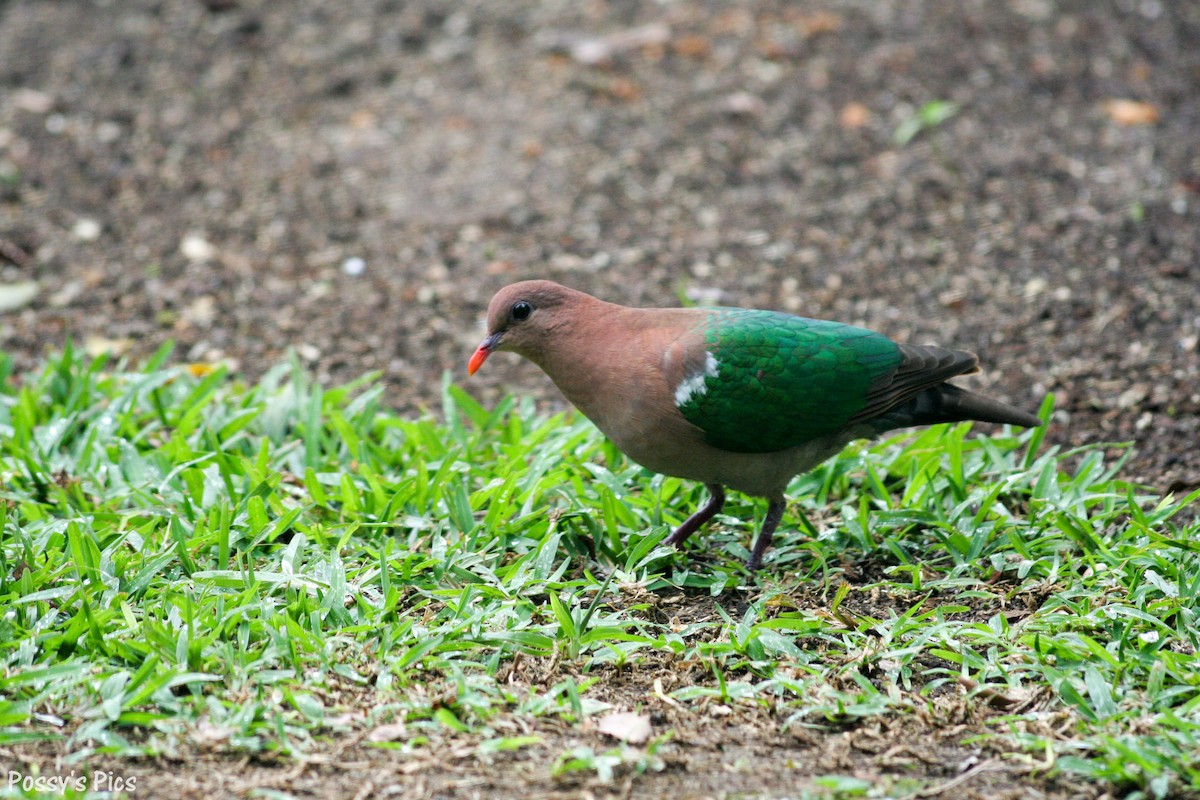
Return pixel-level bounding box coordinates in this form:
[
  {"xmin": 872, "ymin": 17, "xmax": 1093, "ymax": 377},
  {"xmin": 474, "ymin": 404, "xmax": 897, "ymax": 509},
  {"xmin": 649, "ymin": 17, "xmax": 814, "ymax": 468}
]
[
  {"xmin": 564, "ymin": 375, "xmax": 853, "ymax": 499},
  {"xmin": 608, "ymin": 420, "xmax": 851, "ymax": 499}
]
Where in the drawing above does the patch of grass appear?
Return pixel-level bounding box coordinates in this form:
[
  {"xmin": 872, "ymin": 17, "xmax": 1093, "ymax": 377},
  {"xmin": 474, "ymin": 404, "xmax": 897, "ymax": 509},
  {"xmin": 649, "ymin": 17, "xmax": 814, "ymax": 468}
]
[
  {"xmin": 894, "ymin": 99, "xmax": 960, "ymax": 145},
  {"xmin": 0, "ymin": 347, "xmax": 1197, "ymax": 797}
]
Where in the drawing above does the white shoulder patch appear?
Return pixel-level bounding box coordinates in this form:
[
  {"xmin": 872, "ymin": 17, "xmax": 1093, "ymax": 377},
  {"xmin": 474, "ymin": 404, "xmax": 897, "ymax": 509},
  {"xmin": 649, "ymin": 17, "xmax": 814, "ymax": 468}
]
[{"xmin": 674, "ymin": 351, "xmax": 719, "ymax": 407}]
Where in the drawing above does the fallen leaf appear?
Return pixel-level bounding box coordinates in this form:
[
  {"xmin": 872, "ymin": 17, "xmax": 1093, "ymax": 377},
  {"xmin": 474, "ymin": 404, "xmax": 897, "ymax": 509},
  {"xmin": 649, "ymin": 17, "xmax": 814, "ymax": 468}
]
[
  {"xmin": 85, "ymin": 336, "xmax": 134, "ymax": 357},
  {"xmin": 938, "ymin": 289, "xmax": 967, "ymax": 310},
  {"xmin": 324, "ymin": 711, "xmax": 364, "ymax": 728},
  {"xmin": 597, "ymin": 711, "xmax": 651, "ymax": 744},
  {"xmin": 793, "ymin": 10, "xmax": 843, "ymax": 36},
  {"xmin": 550, "ymin": 22, "xmax": 671, "ymax": 66},
  {"xmin": 713, "ymin": 8, "xmax": 754, "ymax": 35},
  {"xmin": 32, "ymin": 711, "xmax": 65, "ymax": 727},
  {"xmin": 1102, "ymin": 99, "xmax": 1159, "ymax": 126},
  {"xmin": 366, "ymin": 721, "xmax": 408, "ymax": 743},
  {"xmin": 185, "ymin": 362, "xmax": 219, "ymax": 377},
  {"xmin": 958, "ymin": 676, "xmax": 1035, "ymax": 710},
  {"xmin": 348, "ymin": 109, "xmax": 377, "ymax": 129},
  {"xmin": 839, "ymin": 102, "xmax": 870, "ymax": 129},
  {"xmin": 191, "ymin": 720, "xmax": 234, "ymax": 747},
  {"xmin": 607, "ymin": 77, "xmax": 642, "ymax": 102},
  {"xmin": 672, "ymin": 34, "xmax": 711, "ymax": 59}
]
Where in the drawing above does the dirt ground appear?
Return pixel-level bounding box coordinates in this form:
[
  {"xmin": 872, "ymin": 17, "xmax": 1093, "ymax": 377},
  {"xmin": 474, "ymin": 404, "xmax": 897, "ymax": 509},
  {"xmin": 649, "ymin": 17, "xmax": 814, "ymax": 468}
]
[{"xmin": 1, "ymin": 0, "xmax": 1198, "ymax": 797}]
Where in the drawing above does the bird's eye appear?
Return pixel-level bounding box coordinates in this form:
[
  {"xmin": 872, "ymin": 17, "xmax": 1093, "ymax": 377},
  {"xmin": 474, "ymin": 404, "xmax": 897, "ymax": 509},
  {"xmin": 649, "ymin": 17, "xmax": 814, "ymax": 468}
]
[{"xmin": 511, "ymin": 301, "xmax": 533, "ymax": 321}]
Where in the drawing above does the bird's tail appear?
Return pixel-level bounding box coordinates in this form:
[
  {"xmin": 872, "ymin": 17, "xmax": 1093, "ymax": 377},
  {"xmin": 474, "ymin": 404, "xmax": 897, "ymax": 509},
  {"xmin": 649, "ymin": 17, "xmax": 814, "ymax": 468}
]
[{"xmin": 873, "ymin": 384, "xmax": 1042, "ymax": 430}]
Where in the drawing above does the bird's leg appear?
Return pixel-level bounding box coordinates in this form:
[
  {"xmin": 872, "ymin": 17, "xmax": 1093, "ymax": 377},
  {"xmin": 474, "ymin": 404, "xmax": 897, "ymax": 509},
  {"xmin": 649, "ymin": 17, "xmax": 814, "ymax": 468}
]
[
  {"xmin": 664, "ymin": 484, "xmax": 725, "ymax": 548},
  {"xmin": 746, "ymin": 499, "xmax": 786, "ymax": 572}
]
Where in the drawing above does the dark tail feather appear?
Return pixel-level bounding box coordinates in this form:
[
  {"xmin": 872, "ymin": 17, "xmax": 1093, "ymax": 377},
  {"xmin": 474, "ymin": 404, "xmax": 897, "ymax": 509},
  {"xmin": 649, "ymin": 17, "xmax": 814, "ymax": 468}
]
[{"xmin": 872, "ymin": 384, "xmax": 1042, "ymax": 431}]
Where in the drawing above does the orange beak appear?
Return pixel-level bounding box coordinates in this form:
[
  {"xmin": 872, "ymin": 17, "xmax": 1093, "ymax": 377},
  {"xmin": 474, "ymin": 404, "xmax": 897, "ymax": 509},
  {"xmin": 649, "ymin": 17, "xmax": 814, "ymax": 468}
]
[{"xmin": 467, "ymin": 332, "xmax": 502, "ymax": 376}]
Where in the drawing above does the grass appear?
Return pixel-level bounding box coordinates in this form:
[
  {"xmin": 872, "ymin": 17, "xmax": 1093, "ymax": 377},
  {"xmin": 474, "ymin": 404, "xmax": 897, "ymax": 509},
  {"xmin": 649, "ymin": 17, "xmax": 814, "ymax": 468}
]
[
  {"xmin": 0, "ymin": 345, "xmax": 1198, "ymax": 798},
  {"xmin": 893, "ymin": 100, "xmax": 960, "ymax": 146}
]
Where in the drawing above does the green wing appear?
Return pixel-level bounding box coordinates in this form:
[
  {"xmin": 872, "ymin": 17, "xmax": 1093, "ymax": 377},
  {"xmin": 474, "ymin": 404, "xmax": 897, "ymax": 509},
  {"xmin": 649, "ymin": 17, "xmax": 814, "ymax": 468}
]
[{"xmin": 675, "ymin": 309, "xmax": 904, "ymax": 453}]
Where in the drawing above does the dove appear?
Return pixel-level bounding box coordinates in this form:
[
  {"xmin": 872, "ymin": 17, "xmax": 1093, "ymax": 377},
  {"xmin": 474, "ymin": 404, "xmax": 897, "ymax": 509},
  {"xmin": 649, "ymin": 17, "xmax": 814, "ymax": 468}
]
[{"xmin": 469, "ymin": 280, "xmax": 1041, "ymax": 571}]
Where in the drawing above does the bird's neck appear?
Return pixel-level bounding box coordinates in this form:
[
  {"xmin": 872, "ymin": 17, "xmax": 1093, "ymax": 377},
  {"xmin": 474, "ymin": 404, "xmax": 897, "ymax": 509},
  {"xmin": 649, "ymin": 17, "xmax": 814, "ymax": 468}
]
[
  {"xmin": 527, "ymin": 304, "xmax": 699, "ymax": 429},
  {"xmin": 526, "ymin": 301, "xmax": 633, "ymax": 410}
]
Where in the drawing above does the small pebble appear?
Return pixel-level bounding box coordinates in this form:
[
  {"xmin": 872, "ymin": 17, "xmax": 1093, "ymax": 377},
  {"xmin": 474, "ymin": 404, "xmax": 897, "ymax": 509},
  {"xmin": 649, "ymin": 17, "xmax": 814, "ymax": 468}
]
[
  {"xmin": 296, "ymin": 343, "xmax": 321, "ymax": 362},
  {"xmin": 1023, "ymin": 277, "xmax": 1048, "ymax": 299},
  {"xmin": 13, "ymin": 88, "xmax": 54, "ymax": 113},
  {"xmin": 0, "ymin": 281, "xmax": 39, "ymax": 312},
  {"xmin": 1117, "ymin": 384, "xmax": 1148, "ymax": 409},
  {"xmin": 180, "ymin": 234, "xmax": 215, "ymax": 262},
  {"xmin": 724, "ymin": 92, "xmax": 765, "ymax": 116},
  {"xmin": 96, "ymin": 121, "xmax": 122, "ymax": 143},
  {"xmin": 182, "ymin": 295, "xmax": 217, "ymax": 327},
  {"xmin": 72, "ymin": 218, "xmax": 102, "ymax": 241},
  {"xmin": 49, "ymin": 280, "xmax": 83, "ymax": 307}
]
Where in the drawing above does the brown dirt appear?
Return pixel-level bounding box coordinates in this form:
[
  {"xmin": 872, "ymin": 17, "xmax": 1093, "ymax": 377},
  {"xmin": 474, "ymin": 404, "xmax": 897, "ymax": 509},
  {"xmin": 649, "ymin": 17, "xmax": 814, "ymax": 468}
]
[
  {"xmin": 11, "ymin": 589, "xmax": 1095, "ymax": 800},
  {"xmin": 2, "ymin": 0, "xmax": 1198, "ymax": 797}
]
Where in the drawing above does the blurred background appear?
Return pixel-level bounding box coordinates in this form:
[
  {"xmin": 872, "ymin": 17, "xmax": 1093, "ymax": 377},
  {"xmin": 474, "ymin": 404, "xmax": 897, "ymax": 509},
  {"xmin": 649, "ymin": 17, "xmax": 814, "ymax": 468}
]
[{"xmin": 1, "ymin": 0, "xmax": 1197, "ymax": 487}]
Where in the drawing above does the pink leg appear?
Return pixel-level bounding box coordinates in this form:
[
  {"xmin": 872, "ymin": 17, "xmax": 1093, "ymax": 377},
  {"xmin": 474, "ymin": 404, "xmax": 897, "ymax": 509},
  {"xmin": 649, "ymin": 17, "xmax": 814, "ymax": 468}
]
[
  {"xmin": 746, "ymin": 499, "xmax": 785, "ymax": 572},
  {"xmin": 664, "ymin": 484, "xmax": 725, "ymax": 548}
]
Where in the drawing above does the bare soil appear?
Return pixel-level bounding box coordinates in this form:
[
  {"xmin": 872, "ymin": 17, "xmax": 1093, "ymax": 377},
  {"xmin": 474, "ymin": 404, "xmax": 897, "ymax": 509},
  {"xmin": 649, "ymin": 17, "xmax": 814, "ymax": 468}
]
[{"xmin": 2, "ymin": 0, "xmax": 1198, "ymax": 797}]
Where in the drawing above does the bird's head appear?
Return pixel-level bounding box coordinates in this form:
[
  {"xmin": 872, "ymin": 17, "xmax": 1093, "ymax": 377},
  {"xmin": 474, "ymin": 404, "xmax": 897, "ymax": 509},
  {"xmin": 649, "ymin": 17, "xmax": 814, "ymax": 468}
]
[{"xmin": 468, "ymin": 280, "xmax": 582, "ymax": 375}]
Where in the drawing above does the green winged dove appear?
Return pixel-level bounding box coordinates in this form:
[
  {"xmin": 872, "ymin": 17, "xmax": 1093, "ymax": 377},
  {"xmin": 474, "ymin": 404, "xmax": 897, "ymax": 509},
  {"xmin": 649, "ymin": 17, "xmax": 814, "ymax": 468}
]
[{"xmin": 469, "ymin": 280, "xmax": 1041, "ymax": 571}]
